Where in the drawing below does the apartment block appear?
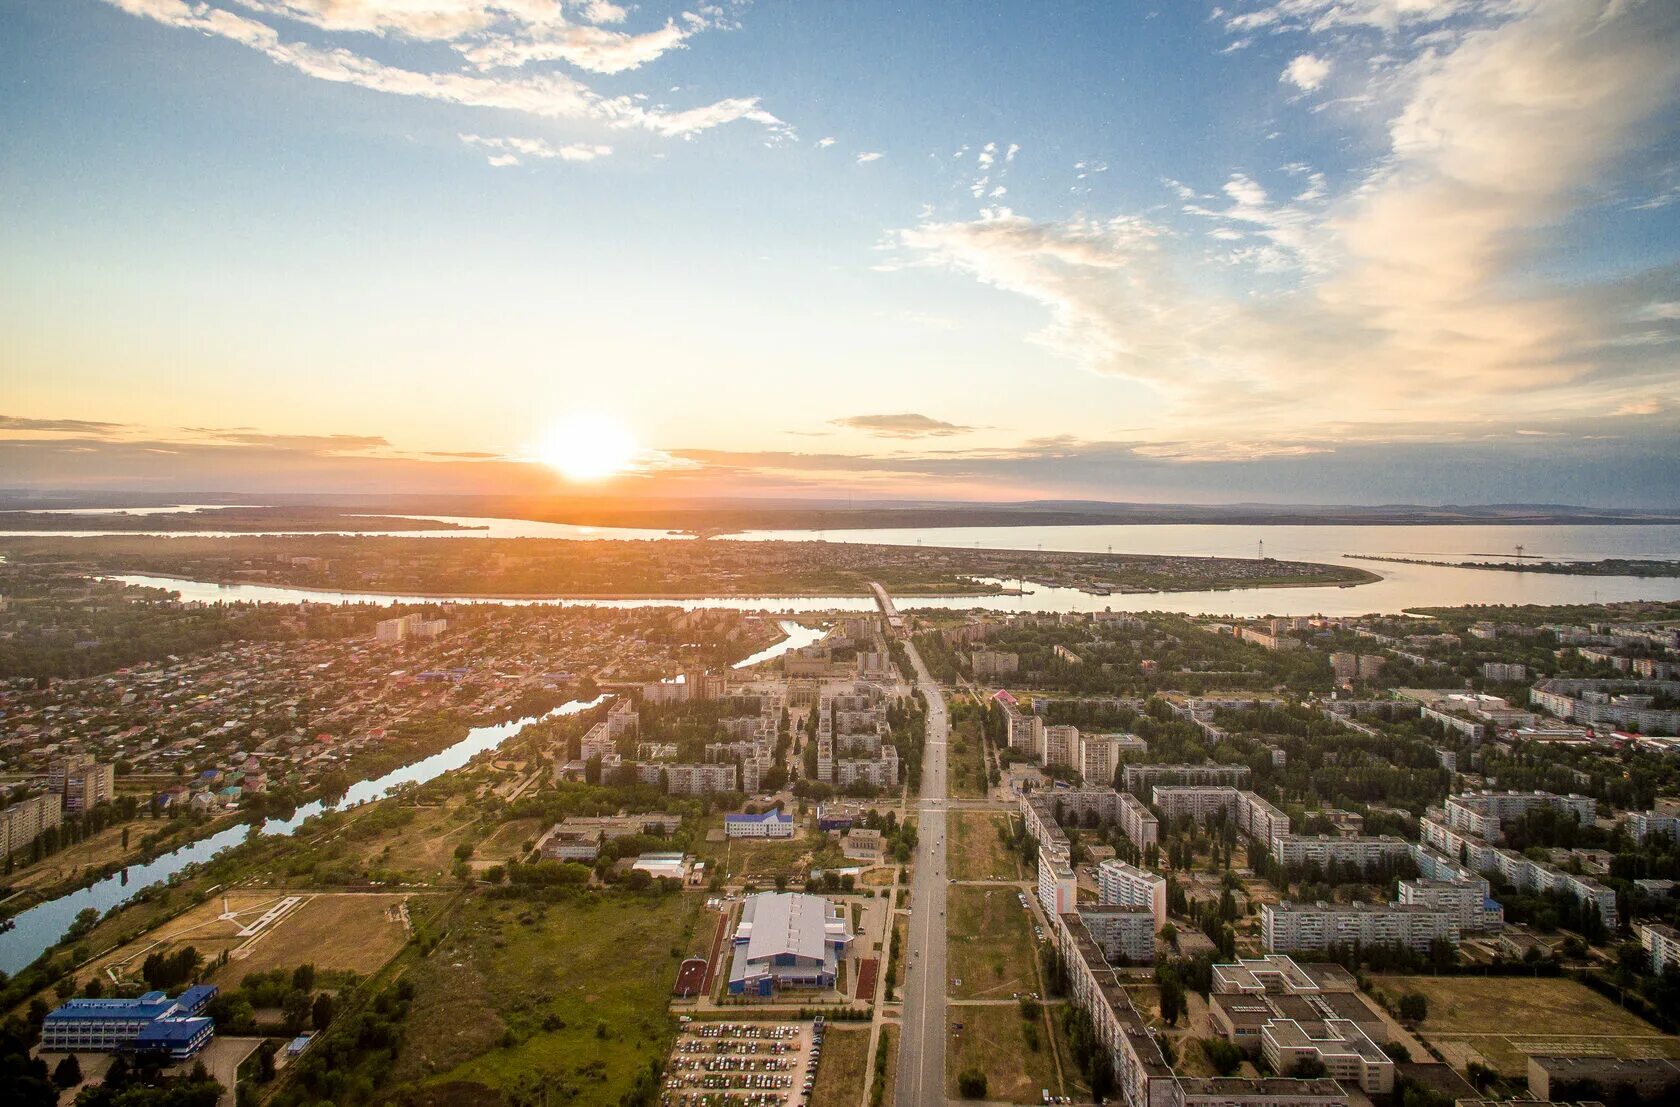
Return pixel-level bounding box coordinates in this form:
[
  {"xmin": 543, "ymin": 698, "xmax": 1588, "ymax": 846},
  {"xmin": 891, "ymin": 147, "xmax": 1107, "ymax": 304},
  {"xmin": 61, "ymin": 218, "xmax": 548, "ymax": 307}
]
[
  {"xmin": 0, "ymin": 792, "xmax": 62, "ymax": 857},
  {"xmin": 1262, "ymin": 901, "xmax": 1458, "ymax": 954},
  {"xmin": 1269, "ymin": 834, "xmax": 1410, "ymax": 869},
  {"xmin": 1124, "ymin": 763, "xmax": 1250, "ymax": 793},
  {"xmin": 1039, "ymin": 851, "xmax": 1077, "ymax": 917},
  {"xmin": 1078, "ymin": 905, "xmax": 1156, "ymax": 964},
  {"xmin": 1640, "ymin": 922, "xmax": 1680, "ymax": 973},
  {"xmin": 1098, "ymin": 859, "xmax": 1168, "ymax": 927},
  {"xmin": 1118, "ymin": 791, "xmax": 1160, "ymax": 851}
]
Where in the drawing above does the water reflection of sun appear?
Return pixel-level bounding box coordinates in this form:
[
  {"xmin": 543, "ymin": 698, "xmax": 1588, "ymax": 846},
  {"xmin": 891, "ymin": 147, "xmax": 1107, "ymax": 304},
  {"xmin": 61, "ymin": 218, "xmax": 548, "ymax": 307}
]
[{"xmin": 536, "ymin": 413, "xmax": 639, "ymax": 482}]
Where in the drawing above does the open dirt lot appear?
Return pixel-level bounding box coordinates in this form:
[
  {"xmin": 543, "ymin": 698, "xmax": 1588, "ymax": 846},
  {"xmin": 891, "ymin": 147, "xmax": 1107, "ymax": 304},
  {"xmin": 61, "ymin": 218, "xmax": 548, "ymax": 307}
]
[
  {"xmin": 1375, "ymin": 974, "xmax": 1680, "ymax": 1078},
  {"xmin": 948, "ymin": 811, "xmax": 1021, "ymax": 883},
  {"xmin": 948, "ymin": 885, "xmax": 1040, "ymax": 1001}
]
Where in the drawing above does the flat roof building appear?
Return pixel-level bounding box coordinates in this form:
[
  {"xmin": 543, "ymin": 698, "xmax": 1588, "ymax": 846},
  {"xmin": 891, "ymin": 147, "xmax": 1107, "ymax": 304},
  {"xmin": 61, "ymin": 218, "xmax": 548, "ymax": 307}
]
[{"xmin": 727, "ymin": 892, "xmax": 853, "ymax": 997}]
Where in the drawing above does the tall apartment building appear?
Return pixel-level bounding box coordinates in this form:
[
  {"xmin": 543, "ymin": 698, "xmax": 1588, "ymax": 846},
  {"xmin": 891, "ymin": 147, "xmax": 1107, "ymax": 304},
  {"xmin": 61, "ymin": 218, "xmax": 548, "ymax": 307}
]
[
  {"xmin": 1152, "ymin": 785, "xmax": 1243, "ymax": 824},
  {"xmin": 1124, "ymin": 762, "xmax": 1250, "ymax": 793},
  {"xmin": 1269, "ymin": 834, "xmax": 1410, "ymax": 869},
  {"xmin": 1421, "ymin": 811, "xmax": 1616, "ymax": 928},
  {"xmin": 1443, "ymin": 790, "xmax": 1596, "ymax": 842},
  {"xmin": 1, "ymin": 792, "xmax": 63, "ymax": 857},
  {"xmin": 1640, "ymin": 922, "xmax": 1680, "ymax": 973},
  {"xmin": 1261, "ymin": 901, "xmax": 1458, "ymax": 954},
  {"xmin": 49, "ymin": 755, "xmax": 115, "ymax": 813},
  {"xmin": 374, "ymin": 612, "xmax": 447, "ymax": 643},
  {"xmin": 1038, "ymin": 850, "xmax": 1077, "ymax": 917},
  {"xmin": 1077, "ymin": 905, "xmax": 1156, "ymax": 964},
  {"xmin": 1044, "ymin": 725, "xmax": 1082, "ymax": 771},
  {"xmin": 1117, "ymin": 792, "xmax": 1160, "ymax": 851},
  {"xmin": 637, "ymin": 762, "xmax": 738, "ymax": 796},
  {"xmin": 1003, "ymin": 700, "xmax": 1046, "ymax": 758},
  {"xmin": 968, "ymin": 650, "xmax": 1019, "ymax": 679},
  {"xmin": 1079, "ymin": 733, "xmax": 1126, "ymax": 786},
  {"xmin": 1397, "ymin": 879, "xmax": 1502, "ymax": 933},
  {"xmin": 1627, "ymin": 810, "xmax": 1680, "ymax": 845},
  {"xmin": 1097, "ymin": 859, "xmax": 1167, "ymax": 927}
]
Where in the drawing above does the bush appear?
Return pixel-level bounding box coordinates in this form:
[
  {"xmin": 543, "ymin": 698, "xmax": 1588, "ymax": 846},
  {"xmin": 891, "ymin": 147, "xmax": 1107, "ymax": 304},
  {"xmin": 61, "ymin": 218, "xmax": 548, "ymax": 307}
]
[
  {"xmin": 1198, "ymin": 1037, "xmax": 1243, "ymax": 1076},
  {"xmin": 956, "ymin": 1068, "xmax": 988, "ymax": 1099},
  {"xmin": 1398, "ymin": 991, "xmax": 1428, "ymax": 1022}
]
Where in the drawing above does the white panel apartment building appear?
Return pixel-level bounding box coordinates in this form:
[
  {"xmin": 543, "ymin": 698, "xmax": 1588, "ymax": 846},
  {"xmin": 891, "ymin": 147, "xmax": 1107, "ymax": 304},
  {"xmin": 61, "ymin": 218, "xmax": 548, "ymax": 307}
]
[
  {"xmin": 1078, "ymin": 905, "xmax": 1157, "ymax": 964},
  {"xmin": 1124, "ymin": 763, "xmax": 1250, "ymax": 793},
  {"xmin": 1262, "ymin": 901, "xmax": 1458, "ymax": 954},
  {"xmin": 1443, "ymin": 790, "xmax": 1597, "ymax": 843},
  {"xmin": 1119, "ymin": 792, "xmax": 1160, "ymax": 851},
  {"xmin": 1627, "ymin": 810, "xmax": 1680, "ymax": 845},
  {"xmin": 1421, "ymin": 808, "xmax": 1617, "ymax": 928},
  {"xmin": 1044, "ymin": 725, "xmax": 1082, "ymax": 771},
  {"xmin": 1098, "ymin": 859, "xmax": 1168, "ymax": 927},
  {"xmin": 1397, "ymin": 879, "xmax": 1502, "ymax": 933},
  {"xmin": 1149, "ymin": 787, "xmax": 1293, "ymax": 851},
  {"xmin": 1039, "ymin": 852, "xmax": 1078, "ymax": 917},
  {"xmin": 1639, "ymin": 923, "xmax": 1680, "ymax": 973},
  {"xmin": 1003, "ymin": 699, "xmax": 1046, "ymax": 758},
  {"xmin": 1269, "ymin": 834, "xmax": 1411, "ymax": 868},
  {"xmin": 1, "ymin": 792, "xmax": 62, "ymax": 858}
]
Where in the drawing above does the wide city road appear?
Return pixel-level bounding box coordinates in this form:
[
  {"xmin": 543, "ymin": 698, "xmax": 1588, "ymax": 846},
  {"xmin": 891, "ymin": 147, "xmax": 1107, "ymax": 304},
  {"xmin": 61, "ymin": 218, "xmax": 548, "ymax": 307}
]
[{"xmin": 892, "ymin": 624, "xmax": 950, "ymax": 1107}]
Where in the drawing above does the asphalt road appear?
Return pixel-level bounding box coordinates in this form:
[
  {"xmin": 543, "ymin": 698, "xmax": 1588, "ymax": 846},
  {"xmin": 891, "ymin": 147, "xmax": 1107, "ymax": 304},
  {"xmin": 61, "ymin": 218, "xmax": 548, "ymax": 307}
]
[{"xmin": 893, "ymin": 632, "xmax": 950, "ymax": 1107}]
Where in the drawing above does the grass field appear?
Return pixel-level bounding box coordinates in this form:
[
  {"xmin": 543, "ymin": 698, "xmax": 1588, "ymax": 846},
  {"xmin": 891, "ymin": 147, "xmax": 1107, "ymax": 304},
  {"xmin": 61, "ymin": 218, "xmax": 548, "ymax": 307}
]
[
  {"xmin": 1375, "ymin": 974, "xmax": 1680, "ymax": 1077},
  {"xmin": 395, "ymin": 891, "xmax": 699, "ymax": 1101},
  {"xmin": 471, "ymin": 817, "xmax": 546, "ymax": 864},
  {"xmin": 809, "ymin": 1024, "xmax": 871, "ymax": 1107},
  {"xmin": 946, "ymin": 1003, "xmax": 1062, "ymax": 1103},
  {"xmin": 84, "ymin": 890, "xmax": 283, "ymax": 984},
  {"xmin": 947, "ymin": 811, "xmax": 1019, "ymax": 883},
  {"xmin": 342, "ymin": 800, "xmax": 480, "ymax": 879},
  {"xmin": 5, "ymin": 817, "xmax": 162, "ymax": 894},
  {"xmin": 947, "ymin": 886, "xmax": 1039, "ymax": 1000},
  {"xmin": 947, "ymin": 711, "xmax": 990, "ymax": 799},
  {"xmin": 223, "ymin": 892, "xmax": 422, "ymax": 984}
]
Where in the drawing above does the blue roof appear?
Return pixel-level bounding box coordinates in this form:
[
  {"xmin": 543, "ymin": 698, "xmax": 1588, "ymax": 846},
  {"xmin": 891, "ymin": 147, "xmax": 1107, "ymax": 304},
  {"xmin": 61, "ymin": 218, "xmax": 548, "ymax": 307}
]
[
  {"xmin": 726, "ymin": 810, "xmax": 791, "ymax": 825},
  {"xmin": 47, "ymin": 995, "xmax": 178, "ymax": 1022},
  {"xmin": 177, "ymin": 985, "xmax": 219, "ymax": 1011},
  {"xmin": 134, "ymin": 1017, "xmax": 212, "ymax": 1045}
]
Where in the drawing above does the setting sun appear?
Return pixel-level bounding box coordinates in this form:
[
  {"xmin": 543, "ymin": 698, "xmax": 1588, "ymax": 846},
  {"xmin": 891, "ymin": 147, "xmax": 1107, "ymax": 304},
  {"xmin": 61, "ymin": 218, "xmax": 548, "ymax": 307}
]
[{"xmin": 535, "ymin": 413, "xmax": 640, "ymax": 483}]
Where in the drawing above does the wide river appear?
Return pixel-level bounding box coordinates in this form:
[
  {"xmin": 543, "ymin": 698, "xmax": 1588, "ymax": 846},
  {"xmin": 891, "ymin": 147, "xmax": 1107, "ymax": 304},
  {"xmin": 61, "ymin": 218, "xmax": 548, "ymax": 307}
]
[
  {"xmin": 92, "ymin": 520, "xmax": 1680, "ymax": 617},
  {"xmin": 0, "ymin": 619, "xmax": 822, "ymax": 975}
]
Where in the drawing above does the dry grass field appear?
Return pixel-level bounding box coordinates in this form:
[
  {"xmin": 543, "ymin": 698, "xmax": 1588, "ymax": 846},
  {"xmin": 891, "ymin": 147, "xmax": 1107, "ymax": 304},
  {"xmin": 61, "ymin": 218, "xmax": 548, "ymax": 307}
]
[
  {"xmin": 947, "ymin": 811, "xmax": 1020, "ymax": 883},
  {"xmin": 1375, "ymin": 974, "xmax": 1680, "ymax": 1078},
  {"xmin": 945, "ymin": 1003, "xmax": 1062, "ymax": 1103},
  {"xmin": 223, "ymin": 892, "xmax": 422, "ymax": 983},
  {"xmin": 808, "ymin": 1024, "xmax": 872, "ymax": 1107},
  {"xmin": 6, "ymin": 817, "xmax": 161, "ymax": 894},
  {"xmin": 947, "ymin": 886, "xmax": 1039, "ymax": 1000}
]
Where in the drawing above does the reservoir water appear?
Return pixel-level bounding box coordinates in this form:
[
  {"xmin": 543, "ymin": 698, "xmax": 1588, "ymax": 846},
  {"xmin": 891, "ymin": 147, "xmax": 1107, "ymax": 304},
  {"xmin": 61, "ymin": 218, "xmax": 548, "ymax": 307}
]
[{"xmin": 0, "ymin": 619, "xmax": 817, "ymax": 974}]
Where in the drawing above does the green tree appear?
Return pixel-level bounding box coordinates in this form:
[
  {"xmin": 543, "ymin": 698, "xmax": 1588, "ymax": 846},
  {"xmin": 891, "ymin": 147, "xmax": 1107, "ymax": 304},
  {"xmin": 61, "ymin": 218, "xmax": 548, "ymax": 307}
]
[
  {"xmin": 52, "ymin": 1054, "xmax": 83, "ymax": 1089},
  {"xmin": 956, "ymin": 1068, "xmax": 988, "ymax": 1099}
]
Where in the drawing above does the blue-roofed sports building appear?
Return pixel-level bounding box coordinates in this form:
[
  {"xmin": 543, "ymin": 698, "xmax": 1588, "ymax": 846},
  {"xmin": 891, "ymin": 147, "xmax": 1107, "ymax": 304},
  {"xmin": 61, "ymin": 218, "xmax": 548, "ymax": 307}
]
[
  {"xmin": 727, "ymin": 892, "xmax": 852, "ymax": 996},
  {"xmin": 41, "ymin": 985, "xmax": 219, "ymax": 1057},
  {"xmin": 724, "ymin": 809, "xmax": 794, "ymax": 839}
]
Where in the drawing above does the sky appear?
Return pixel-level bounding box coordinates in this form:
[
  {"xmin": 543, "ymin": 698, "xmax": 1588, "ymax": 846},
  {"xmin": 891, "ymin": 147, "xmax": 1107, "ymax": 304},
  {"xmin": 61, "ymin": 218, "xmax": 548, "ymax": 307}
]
[{"xmin": 2, "ymin": 0, "xmax": 1679, "ymax": 505}]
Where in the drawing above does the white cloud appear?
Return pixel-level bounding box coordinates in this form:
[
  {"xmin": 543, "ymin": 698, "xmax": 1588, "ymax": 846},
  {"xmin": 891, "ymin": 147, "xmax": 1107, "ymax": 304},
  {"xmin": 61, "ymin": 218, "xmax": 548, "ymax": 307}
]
[
  {"xmin": 100, "ymin": 0, "xmax": 786, "ymax": 140},
  {"xmin": 895, "ymin": 1, "xmax": 1680, "ymax": 435},
  {"xmin": 460, "ymin": 134, "xmax": 613, "ymax": 165},
  {"xmin": 857, "ymin": 151, "xmax": 883, "ymax": 164},
  {"xmin": 816, "ymin": 136, "xmax": 836, "ymax": 148},
  {"xmin": 1282, "ymin": 53, "xmax": 1331, "ymax": 91}
]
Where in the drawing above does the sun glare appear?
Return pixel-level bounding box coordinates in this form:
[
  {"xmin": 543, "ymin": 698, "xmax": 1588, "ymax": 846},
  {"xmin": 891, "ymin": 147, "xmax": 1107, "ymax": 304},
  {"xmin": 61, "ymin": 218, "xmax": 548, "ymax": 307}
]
[{"xmin": 536, "ymin": 413, "xmax": 640, "ymax": 483}]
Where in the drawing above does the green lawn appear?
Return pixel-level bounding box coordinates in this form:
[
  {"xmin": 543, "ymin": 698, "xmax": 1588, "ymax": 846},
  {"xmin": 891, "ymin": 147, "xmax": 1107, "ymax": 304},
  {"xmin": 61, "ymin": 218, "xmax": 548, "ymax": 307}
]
[
  {"xmin": 947, "ymin": 886, "xmax": 1039, "ymax": 1000},
  {"xmin": 395, "ymin": 891, "xmax": 699, "ymax": 1100}
]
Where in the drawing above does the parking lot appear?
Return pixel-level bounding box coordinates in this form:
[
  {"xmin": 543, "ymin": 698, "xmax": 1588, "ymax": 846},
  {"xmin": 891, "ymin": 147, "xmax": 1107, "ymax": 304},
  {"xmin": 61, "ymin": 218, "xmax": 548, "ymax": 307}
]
[{"xmin": 662, "ymin": 1018, "xmax": 827, "ymax": 1106}]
